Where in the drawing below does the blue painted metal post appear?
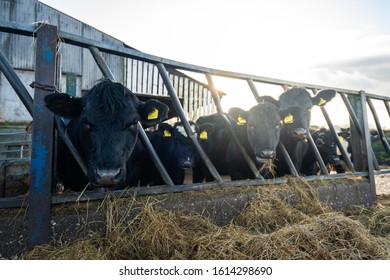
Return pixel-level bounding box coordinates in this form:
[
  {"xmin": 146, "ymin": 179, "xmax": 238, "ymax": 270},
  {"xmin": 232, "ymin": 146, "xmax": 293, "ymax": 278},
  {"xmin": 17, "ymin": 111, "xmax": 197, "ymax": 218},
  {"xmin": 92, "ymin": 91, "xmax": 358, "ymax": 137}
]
[{"xmin": 27, "ymin": 24, "xmax": 58, "ymax": 248}]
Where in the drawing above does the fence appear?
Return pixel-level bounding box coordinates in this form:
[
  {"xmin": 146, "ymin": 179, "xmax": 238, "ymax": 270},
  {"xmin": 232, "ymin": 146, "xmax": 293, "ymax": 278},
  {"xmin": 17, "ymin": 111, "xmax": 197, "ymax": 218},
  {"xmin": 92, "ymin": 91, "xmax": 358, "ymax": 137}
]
[{"xmin": 0, "ymin": 21, "xmax": 390, "ymax": 248}]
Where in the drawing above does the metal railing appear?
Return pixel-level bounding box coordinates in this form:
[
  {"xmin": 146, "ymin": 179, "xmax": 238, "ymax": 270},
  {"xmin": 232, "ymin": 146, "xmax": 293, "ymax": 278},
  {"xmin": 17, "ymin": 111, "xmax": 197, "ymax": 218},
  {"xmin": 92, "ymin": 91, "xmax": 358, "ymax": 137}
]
[{"xmin": 1, "ymin": 21, "xmax": 390, "ymax": 247}]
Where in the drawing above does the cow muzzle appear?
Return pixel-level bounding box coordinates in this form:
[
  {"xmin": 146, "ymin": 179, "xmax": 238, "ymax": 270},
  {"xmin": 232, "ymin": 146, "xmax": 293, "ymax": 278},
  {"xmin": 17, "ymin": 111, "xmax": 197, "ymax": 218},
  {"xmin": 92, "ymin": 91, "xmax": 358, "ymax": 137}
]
[
  {"xmin": 94, "ymin": 168, "xmax": 124, "ymax": 186},
  {"xmin": 256, "ymin": 149, "xmax": 275, "ymax": 163},
  {"xmin": 180, "ymin": 159, "xmax": 194, "ymax": 169},
  {"xmin": 293, "ymin": 128, "xmax": 308, "ymax": 140}
]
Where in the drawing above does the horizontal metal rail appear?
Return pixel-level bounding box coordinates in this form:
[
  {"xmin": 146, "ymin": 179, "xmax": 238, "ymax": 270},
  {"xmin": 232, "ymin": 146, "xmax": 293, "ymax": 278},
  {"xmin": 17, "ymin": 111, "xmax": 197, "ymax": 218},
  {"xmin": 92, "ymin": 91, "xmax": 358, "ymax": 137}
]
[
  {"xmin": 1, "ymin": 20, "xmax": 390, "ymax": 211},
  {"xmin": 1, "ymin": 21, "xmax": 389, "ymax": 100}
]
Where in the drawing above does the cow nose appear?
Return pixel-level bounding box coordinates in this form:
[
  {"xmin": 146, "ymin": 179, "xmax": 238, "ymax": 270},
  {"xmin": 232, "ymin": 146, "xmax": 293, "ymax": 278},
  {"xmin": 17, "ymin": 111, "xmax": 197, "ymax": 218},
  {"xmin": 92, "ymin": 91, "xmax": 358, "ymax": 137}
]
[
  {"xmin": 95, "ymin": 168, "xmax": 122, "ymax": 186},
  {"xmin": 260, "ymin": 149, "xmax": 275, "ymax": 159},
  {"xmin": 180, "ymin": 158, "xmax": 194, "ymax": 169},
  {"xmin": 293, "ymin": 128, "xmax": 307, "ymax": 139},
  {"xmin": 256, "ymin": 149, "xmax": 275, "ymax": 163},
  {"xmin": 331, "ymin": 156, "xmax": 340, "ymax": 163}
]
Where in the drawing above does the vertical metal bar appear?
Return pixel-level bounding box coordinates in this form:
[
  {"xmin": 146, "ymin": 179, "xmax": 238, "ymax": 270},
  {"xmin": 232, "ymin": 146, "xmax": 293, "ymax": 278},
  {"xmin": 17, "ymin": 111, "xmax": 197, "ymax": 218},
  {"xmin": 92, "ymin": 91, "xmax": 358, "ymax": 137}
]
[
  {"xmin": 28, "ymin": 24, "xmax": 57, "ymax": 248},
  {"xmin": 54, "ymin": 116, "xmax": 87, "ymax": 176},
  {"xmin": 340, "ymin": 92, "xmax": 380, "ymax": 170},
  {"xmin": 367, "ymin": 97, "xmax": 390, "ymax": 156},
  {"xmin": 306, "ymin": 132, "xmax": 329, "ymax": 175},
  {"xmin": 385, "ymin": 100, "xmax": 390, "ymax": 117},
  {"xmin": 89, "ymin": 48, "xmax": 174, "ymax": 186},
  {"xmin": 0, "ymin": 163, "xmax": 5, "ymax": 198},
  {"xmin": 157, "ymin": 63, "xmax": 223, "ymax": 182},
  {"xmin": 360, "ymin": 91, "xmax": 377, "ymax": 203},
  {"xmin": 247, "ymin": 79, "xmax": 262, "ymax": 102},
  {"xmin": 136, "ymin": 123, "xmax": 174, "ymax": 186},
  {"xmin": 320, "ymin": 106, "xmax": 355, "ymax": 172},
  {"xmin": 0, "ymin": 48, "xmax": 33, "ymax": 116},
  {"xmin": 311, "ymin": 89, "xmax": 355, "ymax": 173},
  {"xmin": 278, "ymin": 143, "xmax": 299, "ymax": 177},
  {"xmin": 89, "ymin": 46, "xmax": 116, "ymax": 80},
  {"xmin": 206, "ymin": 73, "xmax": 263, "ymax": 180}
]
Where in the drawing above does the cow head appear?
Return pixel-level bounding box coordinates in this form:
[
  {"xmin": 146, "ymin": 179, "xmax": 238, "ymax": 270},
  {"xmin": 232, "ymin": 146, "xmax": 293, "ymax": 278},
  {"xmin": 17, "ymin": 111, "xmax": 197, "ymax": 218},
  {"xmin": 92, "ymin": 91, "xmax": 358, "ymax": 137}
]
[
  {"xmin": 312, "ymin": 128, "xmax": 340, "ymax": 165},
  {"xmin": 45, "ymin": 79, "xmax": 168, "ymax": 187},
  {"xmin": 157, "ymin": 121, "xmax": 199, "ymax": 169},
  {"xmin": 278, "ymin": 87, "xmax": 336, "ymax": 141},
  {"xmin": 229, "ymin": 101, "xmax": 282, "ymax": 164}
]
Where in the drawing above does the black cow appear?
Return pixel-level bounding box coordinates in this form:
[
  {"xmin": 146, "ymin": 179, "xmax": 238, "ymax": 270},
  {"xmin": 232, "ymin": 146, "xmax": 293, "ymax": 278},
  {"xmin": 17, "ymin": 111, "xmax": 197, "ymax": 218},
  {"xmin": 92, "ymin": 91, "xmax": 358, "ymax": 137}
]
[
  {"xmin": 226, "ymin": 102, "xmax": 283, "ymax": 180},
  {"xmin": 301, "ymin": 128, "xmax": 340, "ymax": 175},
  {"xmin": 193, "ymin": 113, "xmax": 231, "ymax": 183},
  {"xmin": 45, "ymin": 79, "xmax": 169, "ymax": 191},
  {"xmin": 140, "ymin": 121, "xmax": 199, "ymax": 185},
  {"xmin": 273, "ymin": 87, "xmax": 336, "ymax": 176}
]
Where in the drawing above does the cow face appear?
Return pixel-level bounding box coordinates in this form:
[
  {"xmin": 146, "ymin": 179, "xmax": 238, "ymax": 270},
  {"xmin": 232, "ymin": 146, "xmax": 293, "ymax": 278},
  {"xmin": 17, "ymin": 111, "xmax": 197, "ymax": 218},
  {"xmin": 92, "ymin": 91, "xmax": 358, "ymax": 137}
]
[
  {"xmin": 45, "ymin": 79, "xmax": 168, "ymax": 187},
  {"xmin": 279, "ymin": 87, "xmax": 336, "ymax": 141},
  {"xmin": 312, "ymin": 128, "xmax": 340, "ymax": 165},
  {"xmin": 229, "ymin": 102, "xmax": 282, "ymax": 164},
  {"xmin": 157, "ymin": 121, "xmax": 198, "ymax": 169}
]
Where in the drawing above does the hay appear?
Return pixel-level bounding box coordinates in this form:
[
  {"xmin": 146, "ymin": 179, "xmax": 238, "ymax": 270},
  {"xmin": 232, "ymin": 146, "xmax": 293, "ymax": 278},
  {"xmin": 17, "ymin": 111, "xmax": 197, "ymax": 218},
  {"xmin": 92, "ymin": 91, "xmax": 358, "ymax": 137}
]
[{"xmin": 23, "ymin": 181, "xmax": 390, "ymax": 260}]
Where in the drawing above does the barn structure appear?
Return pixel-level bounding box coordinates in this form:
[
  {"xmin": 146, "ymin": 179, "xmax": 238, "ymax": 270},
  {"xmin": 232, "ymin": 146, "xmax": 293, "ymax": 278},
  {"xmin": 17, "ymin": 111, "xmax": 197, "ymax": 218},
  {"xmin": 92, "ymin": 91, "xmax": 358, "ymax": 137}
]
[
  {"xmin": 0, "ymin": 0, "xmax": 219, "ymax": 124},
  {"xmin": 0, "ymin": 0, "xmax": 390, "ymax": 251}
]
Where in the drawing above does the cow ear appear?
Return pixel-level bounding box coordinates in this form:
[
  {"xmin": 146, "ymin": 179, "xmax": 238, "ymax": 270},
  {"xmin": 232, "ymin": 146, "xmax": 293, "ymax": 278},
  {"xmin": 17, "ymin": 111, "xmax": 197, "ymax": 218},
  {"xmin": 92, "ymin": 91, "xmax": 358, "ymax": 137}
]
[
  {"xmin": 139, "ymin": 99, "xmax": 169, "ymax": 125},
  {"xmin": 198, "ymin": 123, "xmax": 214, "ymax": 140},
  {"xmin": 44, "ymin": 93, "xmax": 83, "ymax": 118},
  {"xmin": 228, "ymin": 107, "xmax": 248, "ymax": 125},
  {"xmin": 312, "ymin": 89, "xmax": 336, "ymax": 106},
  {"xmin": 158, "ymin": 123, "xmax": 173, "ymax": 137}
]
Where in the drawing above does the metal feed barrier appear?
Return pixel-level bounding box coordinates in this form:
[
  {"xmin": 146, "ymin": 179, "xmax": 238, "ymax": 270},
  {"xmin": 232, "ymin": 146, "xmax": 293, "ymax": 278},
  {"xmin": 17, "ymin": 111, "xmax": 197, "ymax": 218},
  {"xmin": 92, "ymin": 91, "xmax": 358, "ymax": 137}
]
[{"xmin": 0, "ymin": 21, "xmax": 390, "ymax": 248}]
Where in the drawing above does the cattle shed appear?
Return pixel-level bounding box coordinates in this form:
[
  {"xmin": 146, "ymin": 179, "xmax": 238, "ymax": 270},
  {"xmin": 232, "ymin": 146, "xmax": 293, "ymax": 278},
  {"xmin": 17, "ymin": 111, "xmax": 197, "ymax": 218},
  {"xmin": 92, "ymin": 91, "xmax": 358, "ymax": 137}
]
[
  {"xmin": 0, "ymin": 0, "xmax": 218, "ymax": 124},
  {"xmin": 0, "ymin": 0, "xmax": 390, "ymax": 252}
]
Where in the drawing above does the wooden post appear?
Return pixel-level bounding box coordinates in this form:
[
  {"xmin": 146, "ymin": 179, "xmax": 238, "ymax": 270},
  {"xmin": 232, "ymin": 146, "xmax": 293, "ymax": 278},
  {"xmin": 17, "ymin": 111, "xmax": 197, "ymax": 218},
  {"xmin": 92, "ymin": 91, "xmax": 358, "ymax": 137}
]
[{"xmin": 28, "ymin": 24, "xmax": 58, "ymax": 248}]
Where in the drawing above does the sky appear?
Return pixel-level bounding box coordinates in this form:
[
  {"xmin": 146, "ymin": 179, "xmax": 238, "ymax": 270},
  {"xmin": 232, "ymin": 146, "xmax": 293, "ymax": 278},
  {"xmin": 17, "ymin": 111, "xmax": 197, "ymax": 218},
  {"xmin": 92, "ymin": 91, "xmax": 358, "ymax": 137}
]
[{"xmin": 39, "ymin": 0, "xmax": 390, "ymax": 127}]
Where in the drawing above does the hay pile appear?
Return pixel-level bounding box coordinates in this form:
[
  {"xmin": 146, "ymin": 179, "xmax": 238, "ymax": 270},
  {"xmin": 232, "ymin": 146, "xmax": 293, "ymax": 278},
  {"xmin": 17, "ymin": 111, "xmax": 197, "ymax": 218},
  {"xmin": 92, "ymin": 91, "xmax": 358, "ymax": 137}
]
[{"xmin": 23, "ymin": 182, "xmax": 390, "ymax": 260}]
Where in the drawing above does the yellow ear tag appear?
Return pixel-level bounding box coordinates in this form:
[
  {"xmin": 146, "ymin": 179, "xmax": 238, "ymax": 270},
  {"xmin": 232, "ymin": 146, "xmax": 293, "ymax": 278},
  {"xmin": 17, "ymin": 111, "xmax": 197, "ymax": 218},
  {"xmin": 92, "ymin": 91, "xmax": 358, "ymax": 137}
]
[
  {"xmin": 237, "ymin": 116, "xmax": 247, "ymax": 125},
  {"xmin": 148, "ymin": 107, "xmax": 159, "ymax": 120},
  {"xmin": 318, "ymin": 98, "xmax": 327, "ymax": 106},
  {"xmin": 200, "ymin": 131, "xmax": 208, "ymax": 140},
  {"xmin": 284, "ymin": 114, "xmax": 294, "ymax": 124},
  {"xmin": 338, "ymin": 135, "xmax": 344, "ymax": 142},
  {"xmin": 163, "ymin": 130, "xmax": 172, "ymax": 137}
]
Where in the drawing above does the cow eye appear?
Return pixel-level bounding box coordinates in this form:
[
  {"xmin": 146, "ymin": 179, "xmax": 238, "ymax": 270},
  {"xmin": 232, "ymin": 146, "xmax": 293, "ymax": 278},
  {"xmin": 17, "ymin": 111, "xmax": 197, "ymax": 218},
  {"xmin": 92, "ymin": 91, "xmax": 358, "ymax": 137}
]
[
  {"xmin": 83, "ymin": 120, "xmax": 95, "ymax": 130},
  {"xmin": 248, "ymin": 124, "xmax": 255, "ymax": 129},
  {"xmin": 275, "ymin": 122, "xmax": 282, "ymax": 129}
]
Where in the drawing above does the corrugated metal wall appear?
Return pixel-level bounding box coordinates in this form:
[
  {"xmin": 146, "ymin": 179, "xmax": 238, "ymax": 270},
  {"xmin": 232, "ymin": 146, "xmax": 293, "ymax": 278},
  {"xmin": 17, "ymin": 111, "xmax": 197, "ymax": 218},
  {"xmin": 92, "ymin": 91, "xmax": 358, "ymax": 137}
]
[
  {"xmin": 0, "ymin": 0, "xmax": 216, "ymax": 122},
  {"xmin": 0, "ymin": 0, "xmax": 125, "ymax": 87}
]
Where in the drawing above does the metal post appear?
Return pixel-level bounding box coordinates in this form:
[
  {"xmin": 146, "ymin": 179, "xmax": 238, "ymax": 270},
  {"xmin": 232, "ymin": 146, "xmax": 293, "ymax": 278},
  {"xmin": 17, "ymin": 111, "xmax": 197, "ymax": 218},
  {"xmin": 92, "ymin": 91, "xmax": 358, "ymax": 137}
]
[
  {"xmin": 340, "ymin": 92, "xmax": 380, "ymax": 170},
  {"xmin": 157, "ymin": 63, "xmax": 223, "ymax": 182},
  {"xmin": 28, "ymin": 24, "xmax": 58, "ymax": 248},
  {"xmin": 366, "ymin": 97, "xmax": 390, "ymax": 156},
  {"xmin": 360, "ymin": 91, "xmax": 376, "ymax": 203}
]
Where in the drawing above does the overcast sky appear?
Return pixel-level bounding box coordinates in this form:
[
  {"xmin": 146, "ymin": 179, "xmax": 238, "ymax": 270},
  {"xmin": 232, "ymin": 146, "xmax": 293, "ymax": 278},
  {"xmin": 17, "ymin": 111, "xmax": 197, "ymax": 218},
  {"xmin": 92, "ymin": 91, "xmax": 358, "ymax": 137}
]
[{"xmin": 39, "ymin": 0, "xmax": 390, "ymax": 126}]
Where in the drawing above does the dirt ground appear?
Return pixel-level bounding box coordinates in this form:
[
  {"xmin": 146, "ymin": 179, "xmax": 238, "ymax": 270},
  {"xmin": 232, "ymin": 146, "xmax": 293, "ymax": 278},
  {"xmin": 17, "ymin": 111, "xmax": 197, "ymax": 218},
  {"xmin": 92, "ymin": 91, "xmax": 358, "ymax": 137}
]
[{"xmin": 0, "ymin": 174, "xmax": 389, "ymax": 259}]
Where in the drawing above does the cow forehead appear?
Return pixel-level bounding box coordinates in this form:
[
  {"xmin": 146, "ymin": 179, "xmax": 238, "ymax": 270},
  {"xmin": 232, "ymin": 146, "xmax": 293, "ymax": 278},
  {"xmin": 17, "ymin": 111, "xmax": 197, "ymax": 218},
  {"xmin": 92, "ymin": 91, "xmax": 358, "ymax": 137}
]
[
  {"xmin": 83, "ymin": 96, "xmax": 140, "ymax": 122},
  {"xmin": 279, "ymin": 88, "xmax": 313, "ymax": 110},
  {"xmin": 248, "ymin": 103, "xmax": 281, "ymax": 122}
]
